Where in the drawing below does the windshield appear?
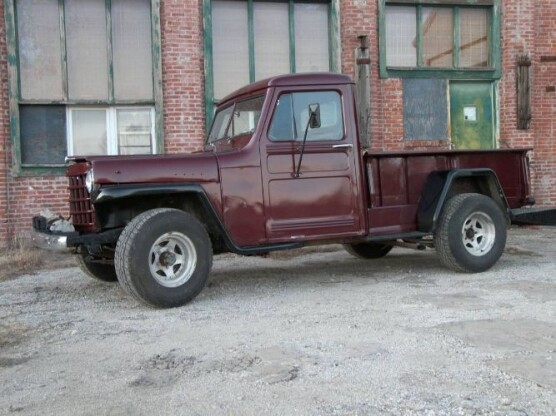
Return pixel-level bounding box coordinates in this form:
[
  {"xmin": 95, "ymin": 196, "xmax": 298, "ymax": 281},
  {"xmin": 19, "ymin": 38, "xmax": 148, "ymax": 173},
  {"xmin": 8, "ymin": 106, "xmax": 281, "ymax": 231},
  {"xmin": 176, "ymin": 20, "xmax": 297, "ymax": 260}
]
[{"xmin": 207, "ymin": 95, "xmax": 265, "ymax": 144}]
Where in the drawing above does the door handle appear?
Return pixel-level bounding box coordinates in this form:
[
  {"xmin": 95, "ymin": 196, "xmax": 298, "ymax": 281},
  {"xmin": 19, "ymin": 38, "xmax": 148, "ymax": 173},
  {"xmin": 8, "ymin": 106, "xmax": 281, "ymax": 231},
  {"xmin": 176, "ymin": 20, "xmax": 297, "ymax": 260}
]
[{"xmin": 332, "ymin": 144, "xmax": 353, "ymax": 149}]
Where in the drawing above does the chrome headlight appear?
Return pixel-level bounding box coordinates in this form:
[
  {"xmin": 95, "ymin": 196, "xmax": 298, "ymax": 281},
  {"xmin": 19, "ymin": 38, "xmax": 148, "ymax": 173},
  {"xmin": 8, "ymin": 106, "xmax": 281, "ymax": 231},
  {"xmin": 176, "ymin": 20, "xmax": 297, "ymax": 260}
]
[{"xmin": 85, "ymin": 169, "xmax": 95, "ymax": 193}]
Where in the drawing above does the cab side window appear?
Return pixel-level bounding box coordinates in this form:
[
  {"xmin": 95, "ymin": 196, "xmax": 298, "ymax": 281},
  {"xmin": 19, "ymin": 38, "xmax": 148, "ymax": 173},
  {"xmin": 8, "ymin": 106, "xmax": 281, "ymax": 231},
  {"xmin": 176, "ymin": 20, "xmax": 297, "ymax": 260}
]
[{"xmin": 269, "ymin": 91, "xmax": 344, "ymax": 141}]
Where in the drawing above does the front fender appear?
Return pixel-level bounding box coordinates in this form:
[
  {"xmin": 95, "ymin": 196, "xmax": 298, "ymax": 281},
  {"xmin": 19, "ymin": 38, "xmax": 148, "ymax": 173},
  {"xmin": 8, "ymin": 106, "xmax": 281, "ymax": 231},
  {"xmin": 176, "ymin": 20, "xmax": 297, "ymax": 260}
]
[{"xmin": 93, "ymin": 183, "xmax": 207, "ymax": 204}]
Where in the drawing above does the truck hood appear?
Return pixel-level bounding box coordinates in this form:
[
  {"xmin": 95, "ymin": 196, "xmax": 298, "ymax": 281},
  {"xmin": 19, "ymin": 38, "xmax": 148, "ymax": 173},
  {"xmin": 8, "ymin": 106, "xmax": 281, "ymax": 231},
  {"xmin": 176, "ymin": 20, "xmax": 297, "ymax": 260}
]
[{"xmin": 72, "ymin": 153, "xmax": 219, "ymax": 185}]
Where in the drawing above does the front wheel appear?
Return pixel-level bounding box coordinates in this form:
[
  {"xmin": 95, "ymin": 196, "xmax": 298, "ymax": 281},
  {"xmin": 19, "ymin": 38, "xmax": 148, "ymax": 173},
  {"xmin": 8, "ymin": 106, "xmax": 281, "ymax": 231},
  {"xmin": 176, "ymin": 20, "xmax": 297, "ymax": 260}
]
[
  {"xmin": 435, "ymin": 193, "xmax": 507, "ymax": 273},
  {"xmin": 115, "ymin": 208, "xmax": 212, "ymax": 308},
  {"xmin": 76, "ymin": 253, "xmax": 118, "ymax": 282}
]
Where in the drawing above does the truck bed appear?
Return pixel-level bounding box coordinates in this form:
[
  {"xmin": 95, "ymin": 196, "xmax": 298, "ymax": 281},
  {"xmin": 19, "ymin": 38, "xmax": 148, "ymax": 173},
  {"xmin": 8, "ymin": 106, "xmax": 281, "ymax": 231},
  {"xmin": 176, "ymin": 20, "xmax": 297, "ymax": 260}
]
[{"xmin": 364, "ymin": 148, "xmax": 531, "ymax": 236}]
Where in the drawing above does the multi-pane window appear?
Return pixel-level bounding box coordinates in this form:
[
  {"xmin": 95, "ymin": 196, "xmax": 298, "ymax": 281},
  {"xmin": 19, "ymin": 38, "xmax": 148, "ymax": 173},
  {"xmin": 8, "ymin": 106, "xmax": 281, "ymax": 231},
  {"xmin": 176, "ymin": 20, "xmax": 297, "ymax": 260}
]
[
  {"xmin": 210, "ymin": 0, "xmax": 332, "ymax": 101},
  {"xmin": 13, "ymin": 0, "xmax": 157, "ymax": 168},
  {"xmin": 383, "ymin": 1, "xmax": 495, "ymax": 73},
  {"xmin": 68, "ymin": 108, "xmax": 155, "ymax": 156}
]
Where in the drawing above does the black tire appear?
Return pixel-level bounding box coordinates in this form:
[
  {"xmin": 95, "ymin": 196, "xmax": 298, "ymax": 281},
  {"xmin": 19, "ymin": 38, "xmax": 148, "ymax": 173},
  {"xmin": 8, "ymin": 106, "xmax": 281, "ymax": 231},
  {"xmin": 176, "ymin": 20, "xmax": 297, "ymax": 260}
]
[
  {"xmin": 76, "ymin": 253, "xmax": 118, "ymax": 282},
  {"xmin": 343, "ymin": 242, "xmax": 393, "ymax": 259},
  {"xmin": 435, "ymin": 193, "xmax": 507, "ymax": 273},
  {"xmin": 115, "ymin": 208, "xmax": 212, "ymax": 308}
]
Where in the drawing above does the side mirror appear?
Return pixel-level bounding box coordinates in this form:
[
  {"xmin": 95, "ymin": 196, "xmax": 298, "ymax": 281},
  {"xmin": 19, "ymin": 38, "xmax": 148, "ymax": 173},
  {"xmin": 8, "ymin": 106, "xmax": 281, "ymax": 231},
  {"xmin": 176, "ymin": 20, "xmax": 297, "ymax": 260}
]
[{"xmin": 308, "ymin": 103, "xmax": 321, "ymax": 129}]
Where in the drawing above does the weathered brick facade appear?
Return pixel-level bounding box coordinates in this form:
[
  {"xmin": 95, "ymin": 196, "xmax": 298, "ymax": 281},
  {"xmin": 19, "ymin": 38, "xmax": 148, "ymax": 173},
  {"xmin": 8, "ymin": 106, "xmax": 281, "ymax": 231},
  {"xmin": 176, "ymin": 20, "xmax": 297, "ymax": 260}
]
[{"xmin": 1, "ymin": 0, "xmax": 555, "ymax": 248}]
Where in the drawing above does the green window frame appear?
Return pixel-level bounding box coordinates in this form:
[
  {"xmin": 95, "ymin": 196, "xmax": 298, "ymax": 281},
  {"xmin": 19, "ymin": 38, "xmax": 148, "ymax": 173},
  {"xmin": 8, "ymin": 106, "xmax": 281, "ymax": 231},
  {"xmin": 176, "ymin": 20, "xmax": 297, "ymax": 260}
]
[
  {"xmin": 378, "ymin": 0, "xmax": 501, "ymax": 79},
  {"xmin": 203, "ymin": 0, "xmax": 341, "ymax": 127},
  {"xmin": 3, "ymin": 0, "xmax": 163, "ymax": 176}
]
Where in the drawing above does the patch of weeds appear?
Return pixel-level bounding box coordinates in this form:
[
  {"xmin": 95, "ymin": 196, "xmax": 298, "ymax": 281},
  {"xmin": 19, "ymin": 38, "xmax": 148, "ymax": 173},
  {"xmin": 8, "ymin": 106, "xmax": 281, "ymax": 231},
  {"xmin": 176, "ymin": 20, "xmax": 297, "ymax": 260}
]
[{"xmin": 0, "ymin": 234, "xmax": 75, "ymax": 280}]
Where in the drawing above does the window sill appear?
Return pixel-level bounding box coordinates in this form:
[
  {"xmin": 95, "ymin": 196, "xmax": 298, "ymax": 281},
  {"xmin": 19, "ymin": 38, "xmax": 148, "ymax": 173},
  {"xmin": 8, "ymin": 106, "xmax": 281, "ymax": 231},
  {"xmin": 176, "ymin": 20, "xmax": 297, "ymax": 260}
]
[
  {"xmin": 380, "ymin": 67, "xmax": 501, "ymax": 80},
  {"xmin": 13, "ymin": 165, "xmax": 67, "ymax": 177}
]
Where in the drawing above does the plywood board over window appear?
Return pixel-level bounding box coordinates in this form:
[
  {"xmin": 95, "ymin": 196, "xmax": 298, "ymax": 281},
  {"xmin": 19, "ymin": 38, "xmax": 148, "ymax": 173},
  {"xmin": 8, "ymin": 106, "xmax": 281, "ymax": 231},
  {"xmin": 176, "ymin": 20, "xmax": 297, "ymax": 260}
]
[
  {"xmin": 403, "ymin": 79, "xmax": 448, "ymax": 140},
  {"xmin": 4, "ymin": 0, "xmax": 163, "ymax": 176}
]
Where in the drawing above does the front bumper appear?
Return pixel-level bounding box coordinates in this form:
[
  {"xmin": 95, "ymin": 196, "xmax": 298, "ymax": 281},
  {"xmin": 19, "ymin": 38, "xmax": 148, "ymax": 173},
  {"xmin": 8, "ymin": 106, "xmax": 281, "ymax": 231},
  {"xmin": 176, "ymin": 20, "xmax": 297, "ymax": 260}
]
[
  {"xmin": 31, "ymin": 215, "xmax": 123, "ymax": 254},
  {"xmin": 31, "ymin": 228, "xmax": 73, "ymax": 252}
]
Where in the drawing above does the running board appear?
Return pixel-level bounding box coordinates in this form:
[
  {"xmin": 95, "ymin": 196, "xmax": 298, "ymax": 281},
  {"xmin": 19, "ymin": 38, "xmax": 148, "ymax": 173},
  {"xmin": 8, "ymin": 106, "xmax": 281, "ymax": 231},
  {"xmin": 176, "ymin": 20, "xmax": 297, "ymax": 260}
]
[
  {"xmin": 511, "ymin": 207, "xmax": 556, "ymax": 226},
  {"xmin": 367, "ymin": 231, "xmax": 431, "ymax": 242}
]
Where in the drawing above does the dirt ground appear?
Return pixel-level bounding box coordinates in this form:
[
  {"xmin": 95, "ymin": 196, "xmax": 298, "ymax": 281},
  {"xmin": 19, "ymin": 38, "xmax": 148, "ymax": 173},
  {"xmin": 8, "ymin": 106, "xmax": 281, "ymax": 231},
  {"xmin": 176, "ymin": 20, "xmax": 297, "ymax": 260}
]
[{"xmin": 1, "ymin": 226, "xmax": 555, "ymax": 415}]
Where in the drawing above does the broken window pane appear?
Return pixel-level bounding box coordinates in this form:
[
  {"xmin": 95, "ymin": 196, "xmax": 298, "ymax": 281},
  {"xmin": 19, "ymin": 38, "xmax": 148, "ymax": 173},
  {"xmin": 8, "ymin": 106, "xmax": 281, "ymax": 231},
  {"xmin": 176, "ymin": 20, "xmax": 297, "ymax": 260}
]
[
  {"xmin": 385, "ymin": 6, "xmax": 417, "ymax": 67},
  {"xmin": 17, "ymin": 0, "xmax": 64, "ymax": 100},
  {"xmin": 422, "ymin": 7, "xmax": 453, "ymax": 68}
]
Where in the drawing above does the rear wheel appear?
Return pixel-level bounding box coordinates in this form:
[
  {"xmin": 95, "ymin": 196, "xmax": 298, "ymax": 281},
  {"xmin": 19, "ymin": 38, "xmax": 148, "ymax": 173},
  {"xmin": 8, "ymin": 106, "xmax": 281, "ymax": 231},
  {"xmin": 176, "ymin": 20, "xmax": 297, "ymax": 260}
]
[
  {"xmin": 76, "ymin": 253, "xmax": 117, "ymax": 282},
  {"xmin": 115, "ymin": 208, "xmax": 212, "ymax": 308},
  {"xmin": 435, "ymin": 193, "xmax": 507, "ymax": 273},
  {"xmin": 343, "ymin": 242, "xmax": 393, "ymax": 259}
]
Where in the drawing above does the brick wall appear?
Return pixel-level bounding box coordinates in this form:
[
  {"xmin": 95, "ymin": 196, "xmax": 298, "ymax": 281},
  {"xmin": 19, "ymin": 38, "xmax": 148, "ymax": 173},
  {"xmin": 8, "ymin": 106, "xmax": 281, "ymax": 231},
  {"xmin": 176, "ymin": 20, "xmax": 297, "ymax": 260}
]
[
  {"xmin": 532, "ymin": 0, "xmax": 556, "ymax": 204},
  {"xmin": 0, "ymin": 0, "xmax": 555, "ymax": 248},
  {"xmin": 161, "ymin": 0, "xmax": 205, "ymax": 153}
]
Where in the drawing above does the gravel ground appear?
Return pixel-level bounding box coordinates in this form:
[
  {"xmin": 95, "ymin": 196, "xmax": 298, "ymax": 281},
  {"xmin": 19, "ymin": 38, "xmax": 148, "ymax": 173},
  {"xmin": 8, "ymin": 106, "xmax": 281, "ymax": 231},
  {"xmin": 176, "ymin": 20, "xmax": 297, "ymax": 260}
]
[{"xmin": 1, "ymin": 226, "xmax": 555, "ymax": 415}]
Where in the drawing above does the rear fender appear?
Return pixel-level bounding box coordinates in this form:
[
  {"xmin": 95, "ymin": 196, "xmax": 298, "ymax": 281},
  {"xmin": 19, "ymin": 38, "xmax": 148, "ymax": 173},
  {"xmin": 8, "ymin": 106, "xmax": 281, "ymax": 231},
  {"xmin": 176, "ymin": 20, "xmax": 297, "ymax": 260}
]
[{"xmin": 417, "ymin": 169, "xmax": 510, "ymax": 233}]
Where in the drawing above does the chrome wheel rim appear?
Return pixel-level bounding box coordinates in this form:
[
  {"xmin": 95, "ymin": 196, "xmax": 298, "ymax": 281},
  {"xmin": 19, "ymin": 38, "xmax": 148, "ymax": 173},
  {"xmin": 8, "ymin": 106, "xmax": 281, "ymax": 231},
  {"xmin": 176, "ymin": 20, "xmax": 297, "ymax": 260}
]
[
  {"xmin": 461, "ymin": 212, "xmax": 496, "ymax": 256},
  {"xmin": 149, "ymin": 232, "xmax": 197, "ymax": 287}
]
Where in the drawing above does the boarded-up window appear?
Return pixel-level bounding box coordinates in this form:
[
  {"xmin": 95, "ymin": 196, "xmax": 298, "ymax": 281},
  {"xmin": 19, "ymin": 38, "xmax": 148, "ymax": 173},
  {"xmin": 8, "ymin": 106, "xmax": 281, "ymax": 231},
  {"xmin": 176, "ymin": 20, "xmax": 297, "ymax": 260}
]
[
  {"xmin": 20, "ymin": 105, "xmax": 66, "ymax": 164},
  {"xmin": 403, "ymin": 79, "xmax": 448, "ymax": 140}
]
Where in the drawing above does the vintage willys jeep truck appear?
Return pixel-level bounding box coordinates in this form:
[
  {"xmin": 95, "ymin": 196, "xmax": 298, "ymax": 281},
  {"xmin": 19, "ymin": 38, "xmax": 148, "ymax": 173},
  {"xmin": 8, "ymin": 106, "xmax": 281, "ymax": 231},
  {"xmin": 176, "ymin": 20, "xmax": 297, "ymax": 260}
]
[{"xmin": 32, "ymin": 73, "xmax": 555, "ymax": 307}]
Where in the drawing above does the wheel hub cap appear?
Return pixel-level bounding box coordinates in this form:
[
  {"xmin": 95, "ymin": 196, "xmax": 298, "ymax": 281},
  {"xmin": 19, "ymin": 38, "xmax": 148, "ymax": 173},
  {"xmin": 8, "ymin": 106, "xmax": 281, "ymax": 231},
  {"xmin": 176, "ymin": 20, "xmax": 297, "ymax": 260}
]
[
  {"xmin": 461, "ymin": 212, "xmax": 496, "ymax": 257},
  {"xmin": 160, "ymin": 251, "xmax": 177, "ymax": 267},
  {"xmin": 149, "ymin": 232, "xmax": 197, "ymax": 287}
]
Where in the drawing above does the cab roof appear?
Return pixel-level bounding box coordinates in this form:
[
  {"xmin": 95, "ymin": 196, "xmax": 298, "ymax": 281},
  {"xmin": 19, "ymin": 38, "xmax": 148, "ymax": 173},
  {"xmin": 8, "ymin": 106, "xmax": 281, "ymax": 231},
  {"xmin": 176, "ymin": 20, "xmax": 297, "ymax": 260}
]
[{"xmin": 219, "ymin": 72, "xmax": 353, "ymax": 105}]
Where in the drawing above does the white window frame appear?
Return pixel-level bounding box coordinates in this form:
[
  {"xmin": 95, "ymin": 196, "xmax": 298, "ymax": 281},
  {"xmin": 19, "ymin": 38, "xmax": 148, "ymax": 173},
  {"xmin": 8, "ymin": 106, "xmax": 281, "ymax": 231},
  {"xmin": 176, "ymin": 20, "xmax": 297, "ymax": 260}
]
[{"xmin": 67, "ymin": 106, "xmax": 156, "ymax": 156}]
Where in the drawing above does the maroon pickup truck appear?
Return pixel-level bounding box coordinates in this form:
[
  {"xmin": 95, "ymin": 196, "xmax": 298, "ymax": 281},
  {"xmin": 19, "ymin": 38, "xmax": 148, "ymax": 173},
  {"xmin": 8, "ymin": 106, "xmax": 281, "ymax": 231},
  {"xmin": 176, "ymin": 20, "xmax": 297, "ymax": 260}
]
[{"xmin": 32, "ymin": 73, "xmax": 555, "ymax": 308}]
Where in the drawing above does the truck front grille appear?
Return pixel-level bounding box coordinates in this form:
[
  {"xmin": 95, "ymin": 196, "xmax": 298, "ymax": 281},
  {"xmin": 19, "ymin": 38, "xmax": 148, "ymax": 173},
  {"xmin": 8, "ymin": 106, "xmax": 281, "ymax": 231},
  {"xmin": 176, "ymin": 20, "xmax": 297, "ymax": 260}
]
[{"xmin": 68, "ymin": 174, "xmax": 95, "ymax": 231}]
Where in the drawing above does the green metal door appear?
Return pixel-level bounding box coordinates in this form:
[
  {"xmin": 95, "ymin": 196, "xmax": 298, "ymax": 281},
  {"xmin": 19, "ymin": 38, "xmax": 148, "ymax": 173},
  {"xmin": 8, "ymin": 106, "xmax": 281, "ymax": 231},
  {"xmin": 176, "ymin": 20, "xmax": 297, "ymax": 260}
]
[{"xmin": 450, "ymin": 82, "xmax": 495, "ymax": 149}]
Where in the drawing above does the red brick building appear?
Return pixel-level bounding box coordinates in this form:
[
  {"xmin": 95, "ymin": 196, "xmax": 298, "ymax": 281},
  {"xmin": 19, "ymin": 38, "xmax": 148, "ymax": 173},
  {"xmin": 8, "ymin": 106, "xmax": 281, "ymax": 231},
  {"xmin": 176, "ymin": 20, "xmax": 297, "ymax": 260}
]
[{"xmin": 1, "ymin": 0, "xmax": 555, "ymax": 248}]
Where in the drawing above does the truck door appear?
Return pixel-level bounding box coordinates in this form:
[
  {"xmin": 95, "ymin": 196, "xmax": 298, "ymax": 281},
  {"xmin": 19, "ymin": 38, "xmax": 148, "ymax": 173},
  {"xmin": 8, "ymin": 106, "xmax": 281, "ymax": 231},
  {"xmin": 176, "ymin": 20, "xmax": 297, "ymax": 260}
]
[{"xmin": 260, "ymin": 86, "xmax": 363, "ymax": 242}]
